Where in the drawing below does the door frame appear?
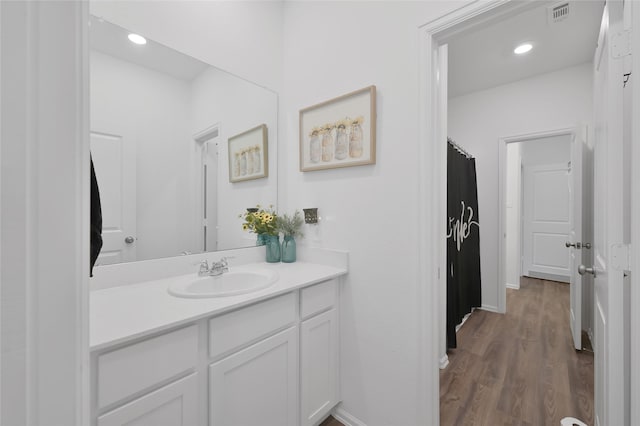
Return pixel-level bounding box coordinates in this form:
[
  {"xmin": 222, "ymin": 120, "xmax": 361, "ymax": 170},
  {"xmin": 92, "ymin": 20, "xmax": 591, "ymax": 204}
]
[
  {"xmin": 630, "ymin": 2, "xmax": 640, "ymax": 424},
  {"xmin": 1, "ymin": 1, "xmax": 90, "ymax": 424},
  {"xmin": 498, "ymin": 127, "xmax": 575, "ymax": 313},
  {"xmin": 418, "ymin": 1, "xmax": 544, "ymax": 422},
  {"xmin": 193, "ymin": 123, "xmax": 220, "ymax": 254}
]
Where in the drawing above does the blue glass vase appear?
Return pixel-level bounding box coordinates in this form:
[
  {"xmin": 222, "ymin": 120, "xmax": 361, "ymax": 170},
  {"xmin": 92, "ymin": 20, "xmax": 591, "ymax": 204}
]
[
  {"xmin": 281, "ymin": 236, "xmax": 296, "ymax": 263},
  {"xmin": 265, "ymin": 235, "xmax": 281, "ymax": 263},
  {"xmin": 256, "ymin": 233, "xmax": 267, "ymax": 246}
]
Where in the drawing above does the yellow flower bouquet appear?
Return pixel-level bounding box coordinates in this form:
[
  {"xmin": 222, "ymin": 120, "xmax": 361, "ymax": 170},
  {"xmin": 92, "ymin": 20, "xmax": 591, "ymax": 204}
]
[{"xmin": 239, "ymin": 205, "xmax": 278, "ymax": 236}]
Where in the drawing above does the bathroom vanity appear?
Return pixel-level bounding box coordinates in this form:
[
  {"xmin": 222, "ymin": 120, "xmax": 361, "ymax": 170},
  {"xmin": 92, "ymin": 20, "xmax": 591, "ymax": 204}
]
[{"xmin": 90, "ymin": 251, "xmax": 347, "ymax": 426}]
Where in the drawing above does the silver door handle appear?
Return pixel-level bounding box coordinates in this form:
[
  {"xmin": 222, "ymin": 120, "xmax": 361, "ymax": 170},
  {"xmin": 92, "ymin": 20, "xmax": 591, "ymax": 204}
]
[
  {"xmin": 582, "ymin": 242, "xmax": 592, "ymax": 249},
  {"xmin": 124, "ymin": 236, "xmax": 135, "ymax": 244},
  {"xmin": 565, "ymin": 241, "xmax": 582, "ymax": 249},
  {"xmin": 578, "ymin": 264, "xmax": 596, "ymax": 277}
]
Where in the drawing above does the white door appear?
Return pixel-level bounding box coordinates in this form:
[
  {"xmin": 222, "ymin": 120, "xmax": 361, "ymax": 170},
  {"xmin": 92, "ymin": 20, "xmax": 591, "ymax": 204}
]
[
  {"xmin": 90, "ymin": 131, "xmax": 136, "ymax": 265},
  {"xmin": 592, "ymin": 2, "xmax": 628, "ymax": 425},
  {"xmin": 209, "ymin": 327, "xmax": 298, "ymax": 426},
  {"xmin": 566, "ymin": 127, "xmax": 591, "ymax": 350},
  {"xmin": 522, "ymin": 163, "xmax": 571, "ymax": 282}
]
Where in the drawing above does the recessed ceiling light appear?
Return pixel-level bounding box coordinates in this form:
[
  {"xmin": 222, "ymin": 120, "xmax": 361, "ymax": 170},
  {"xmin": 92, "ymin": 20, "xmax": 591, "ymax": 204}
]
[
  {"xmin": 128, "ymin": 33, "xmax": 147, "ymax": 45},
  {"xmin": 514, "ymin": 43, "xmax": 533, "ymax": 55}
]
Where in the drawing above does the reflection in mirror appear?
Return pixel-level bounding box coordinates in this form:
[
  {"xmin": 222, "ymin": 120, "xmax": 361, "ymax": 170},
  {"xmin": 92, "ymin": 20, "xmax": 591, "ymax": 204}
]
[{"xmin": 89, "ymin": 16, "xmax": 278, "ymax": 266}]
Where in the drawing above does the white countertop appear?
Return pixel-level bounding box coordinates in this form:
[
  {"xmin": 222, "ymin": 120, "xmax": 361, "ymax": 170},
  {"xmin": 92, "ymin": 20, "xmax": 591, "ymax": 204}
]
[{"xmin": 90, "ymin": 261, "xmax": 347, "ymax": 351}]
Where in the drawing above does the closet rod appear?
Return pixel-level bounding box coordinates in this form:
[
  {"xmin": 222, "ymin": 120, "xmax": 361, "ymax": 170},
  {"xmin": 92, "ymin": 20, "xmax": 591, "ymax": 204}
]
[{"xmin": 447, "ymin": 137, "xmax": 473, "ymax": 159}]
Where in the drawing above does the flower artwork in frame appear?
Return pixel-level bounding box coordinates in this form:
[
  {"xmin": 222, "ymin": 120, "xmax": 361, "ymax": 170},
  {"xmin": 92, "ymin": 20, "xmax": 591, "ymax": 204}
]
[
  {"xmin": 299, "ymin": 85, "xmax": 376, "ymax": 172},
  {"xmin": 228, "ymin": 124, "xmax": 268, "ymax": 183}
]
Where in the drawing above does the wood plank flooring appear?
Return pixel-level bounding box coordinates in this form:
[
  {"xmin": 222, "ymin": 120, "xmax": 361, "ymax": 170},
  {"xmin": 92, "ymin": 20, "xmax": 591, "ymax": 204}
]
[
  {"xmin": 440, "ymin": 277, "xmax": 594, "ymax": 426},
  {"xmin": 320, "ymin": 415, "xmax": 344, "ymax": 426}
]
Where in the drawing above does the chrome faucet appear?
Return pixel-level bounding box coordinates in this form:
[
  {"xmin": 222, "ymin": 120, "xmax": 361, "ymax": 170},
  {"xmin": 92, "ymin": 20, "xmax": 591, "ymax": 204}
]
[{"xmin": 196, "ymin": 257, "xmax": 230, "ymax": 277}]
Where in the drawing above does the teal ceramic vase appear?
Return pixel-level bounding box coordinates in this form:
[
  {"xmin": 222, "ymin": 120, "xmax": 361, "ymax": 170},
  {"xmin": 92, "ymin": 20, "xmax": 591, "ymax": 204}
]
[
  {"xmin": 265, "ymin": 235, "xmax": 281, "ymax": 263},
  {"xmin": 281, "ymin": 236, "xmax": 296, "ymax": 263},
  {"xmin": 256, "ymin": 233, "xmax": 267, "ymax": 246}
]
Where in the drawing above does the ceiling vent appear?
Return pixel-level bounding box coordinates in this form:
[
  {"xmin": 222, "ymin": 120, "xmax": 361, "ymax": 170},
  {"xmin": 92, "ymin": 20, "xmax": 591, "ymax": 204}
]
[{"xmin": 548, "ymin": 2, "xmax": 570, "ymax": 24}]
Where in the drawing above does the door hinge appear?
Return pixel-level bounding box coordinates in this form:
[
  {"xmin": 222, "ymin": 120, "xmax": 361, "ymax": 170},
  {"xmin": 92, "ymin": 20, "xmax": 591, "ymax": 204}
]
[
  {"xmin": 611, "ymin": 243, "xmax": 631, "ymax": 272},
  {"xmin": 612, "ymin": 30, "xmax": 632, "ymax": 58}
]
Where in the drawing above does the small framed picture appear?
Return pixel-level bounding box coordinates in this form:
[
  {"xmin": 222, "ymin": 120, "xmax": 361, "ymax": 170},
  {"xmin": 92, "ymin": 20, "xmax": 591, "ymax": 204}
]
[
  {"xmin": 299, "ymin": 85, "xmax": 376, "ymax": 172},
  {"xmin": 228, "ymin": 124, "xmax": 268, "ymax": 183}
]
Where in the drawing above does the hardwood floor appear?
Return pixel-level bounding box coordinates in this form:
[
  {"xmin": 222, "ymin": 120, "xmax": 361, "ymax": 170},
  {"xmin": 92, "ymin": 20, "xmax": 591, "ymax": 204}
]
[
  {"xmin": 320, "ymin": 415, "xmax": 344, "ymax": 426},
  {"xmin": 440, "ymin": 277, "xmax": 594, "ymax": 425}
]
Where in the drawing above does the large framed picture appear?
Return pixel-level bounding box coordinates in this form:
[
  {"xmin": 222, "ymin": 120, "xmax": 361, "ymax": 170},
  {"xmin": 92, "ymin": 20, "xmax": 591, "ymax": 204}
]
[
  {"xmin": 228, "ymin": 124, "xmax": 268, "ymax": 183},
  {"xmin": 299, "ymin": 85, "xmax": 376, "ymax": 172}
]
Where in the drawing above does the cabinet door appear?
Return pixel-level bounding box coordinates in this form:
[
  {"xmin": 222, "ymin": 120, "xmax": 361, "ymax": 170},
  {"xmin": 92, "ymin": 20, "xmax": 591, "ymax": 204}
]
[
  {"xmin": 97, "ymin": 373, "xmax": 198, "ymax": 426},
  {"xmin": 209, "ymin": 327, "xmax": 298, "ymax": 426},
  {"xmin": 300, "ymin": 309, "xmax": 338, "ymax": 426}
]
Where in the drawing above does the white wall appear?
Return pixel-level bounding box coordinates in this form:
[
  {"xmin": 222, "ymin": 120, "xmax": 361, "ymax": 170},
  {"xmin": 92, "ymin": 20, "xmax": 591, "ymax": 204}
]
[
  {"xmin": 91, "ymin": 51, "xmax": 196, "ymax": 261},
  {"xmin": 281, "ymin": 2, "xmax": 466, "ymax": 425},
  {"xmin": 89, "ymin": 1, "xmax": 283, "ymax": 92},
  {"xmin": 190, "ymin": 67, "xmax": 278, "ymax": 251},
  {"xmin": 448, "ymin": 62, "xmax": 593, "ymax": 311}
]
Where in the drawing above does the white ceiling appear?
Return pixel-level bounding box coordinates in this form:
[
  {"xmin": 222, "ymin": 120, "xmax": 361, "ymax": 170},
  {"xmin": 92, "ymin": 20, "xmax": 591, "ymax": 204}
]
[
  {"xmin": 89, "ymin": 16, "xmax": 209, "ymax": 82},
  {"xmin": 448, "ymin": 1, "xmax": 604, "ymax": 98}
]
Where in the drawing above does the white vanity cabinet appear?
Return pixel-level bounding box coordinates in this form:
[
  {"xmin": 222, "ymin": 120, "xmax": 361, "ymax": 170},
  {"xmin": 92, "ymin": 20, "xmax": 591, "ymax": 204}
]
[
  {"xmin": 300, "ymin": 280, "xmax": 339, "ymax": 426},
  {"xmin": 91, "ymin": 277, "xmax": 341, "ymax": 426}
]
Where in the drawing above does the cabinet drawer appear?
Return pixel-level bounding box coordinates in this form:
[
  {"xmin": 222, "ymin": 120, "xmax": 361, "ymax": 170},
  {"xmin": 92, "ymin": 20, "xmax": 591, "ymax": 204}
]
[
  {"xmin": 97, "ymin": 325, "xmax": 198, "ymax": 409},
  {"xmin": 97, "ymin": 373, "xmax": 198, "ymax": 426},
  {"xmin": 300, "ymin": 280, "xmax": 336, "ymax": 319},
  {"xmin": 209, "ymin": 292, "xmax": 295, "ymax": 358}
]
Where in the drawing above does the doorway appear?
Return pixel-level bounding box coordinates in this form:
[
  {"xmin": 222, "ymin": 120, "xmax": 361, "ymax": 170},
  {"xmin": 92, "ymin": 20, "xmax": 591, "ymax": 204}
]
[
  {"xmin": 420, "ymin": 1, "xmax": 606, "ymax": 424},
  {"xmin": 503, "ymin": 132, "xmax": 574, "ymax": 289},
  {"xmin": 193, "ymin": 124, "xmax": 220, "ymax": 253},
  {"xmin": 498, "ymin": 128, "xmax": 594, "ymax": 353}
]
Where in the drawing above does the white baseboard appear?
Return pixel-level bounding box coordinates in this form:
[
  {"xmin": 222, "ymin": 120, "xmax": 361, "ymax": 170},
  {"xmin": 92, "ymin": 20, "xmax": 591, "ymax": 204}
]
[
  {"xmin": 506, "ymin": 282, "xmax": 520, "ymax": 290},
  {"xmin": 333, "ymin": 407, "xmax": 367, "ymax": 426},
  {"xmin": 440, "ymin": 354, "xmax": 450, "ymax": 369},
  {"xmin": 481, "ymin": 304, "xmax": 499, "ymax": 313}
]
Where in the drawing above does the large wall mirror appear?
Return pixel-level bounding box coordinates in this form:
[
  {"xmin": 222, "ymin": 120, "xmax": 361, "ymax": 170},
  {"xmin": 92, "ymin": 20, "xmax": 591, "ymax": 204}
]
[{"xmin": 89, "ymin": 16, "xmax": 278, "ymax": 265}]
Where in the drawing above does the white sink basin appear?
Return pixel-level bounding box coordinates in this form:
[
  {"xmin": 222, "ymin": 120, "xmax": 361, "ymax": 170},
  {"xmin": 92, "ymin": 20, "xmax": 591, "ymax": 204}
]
[{"xmin": 168, "ymin": 268, "xmax": 278, "ymax": 298}]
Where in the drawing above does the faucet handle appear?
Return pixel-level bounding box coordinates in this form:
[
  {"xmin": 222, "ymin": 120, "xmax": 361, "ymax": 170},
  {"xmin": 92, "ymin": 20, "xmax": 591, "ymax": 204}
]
[
  {"xmin": 218, "ymin": 257, "xmax": 230, "ymax": 271},
  {"xmin": 195, "ymin": 260, "xmax": 209, "ymax": 275}
]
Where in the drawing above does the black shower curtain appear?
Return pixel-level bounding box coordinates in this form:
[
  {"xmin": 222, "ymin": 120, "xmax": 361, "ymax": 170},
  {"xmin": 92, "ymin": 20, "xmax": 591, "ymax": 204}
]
[{"xmin": 446, "ymin": 140, "xmax": 482, "ymax": 349}]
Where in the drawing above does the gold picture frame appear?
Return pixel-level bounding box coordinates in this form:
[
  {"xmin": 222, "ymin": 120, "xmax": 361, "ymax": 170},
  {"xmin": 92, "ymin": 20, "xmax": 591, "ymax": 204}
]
[
  {"xmin": 299, "ymin": 85, "xmax": 376, "ymax": 172},
  {"xmin": 228, "ymin": 124, "xmax": 268, "ymax": 183}
]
